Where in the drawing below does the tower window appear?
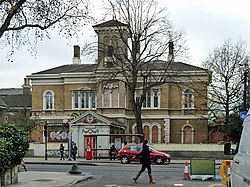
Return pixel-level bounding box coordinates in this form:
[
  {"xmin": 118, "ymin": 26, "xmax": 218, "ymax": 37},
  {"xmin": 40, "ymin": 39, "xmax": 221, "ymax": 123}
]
[{"xmin": 107, "ymin": 45, "xmax": 114, "ymax": 57}]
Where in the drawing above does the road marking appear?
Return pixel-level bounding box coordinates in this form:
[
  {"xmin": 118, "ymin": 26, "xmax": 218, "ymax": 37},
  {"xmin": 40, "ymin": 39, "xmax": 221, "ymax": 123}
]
[
  {"xmin": 104, "ymin": 184, "xmax": 122, "ymax": 187},
  {"xmin": 174, "ymin": 184, "xmax": 184, "ymax": 186},
  {"xmin": 209, "ymin": 184, "xmax": 226, "ymax": 187}
]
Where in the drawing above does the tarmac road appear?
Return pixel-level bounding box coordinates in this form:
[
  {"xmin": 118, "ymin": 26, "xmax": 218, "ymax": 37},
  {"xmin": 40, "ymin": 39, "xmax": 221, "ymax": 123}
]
[{"xmin": 7, "ymin": 157, "xmax": 227, "ymax": 187}]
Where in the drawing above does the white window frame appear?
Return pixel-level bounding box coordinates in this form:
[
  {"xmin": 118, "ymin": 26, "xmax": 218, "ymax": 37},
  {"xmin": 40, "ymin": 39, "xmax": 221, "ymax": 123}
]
[
  {"xmin": 135, "ymin": 89, "xmax": 160, "ymax": 109},
  {"xmin": 182, "ymin": 89, "xmax": 194, "ymax": 109},
  {"xmin": 43, "ymin": 90, "xmax": 54, "ymax": 110},
  {"xmin": 72, "ymin": 90, "xmax": 96, "ymax": 110}
]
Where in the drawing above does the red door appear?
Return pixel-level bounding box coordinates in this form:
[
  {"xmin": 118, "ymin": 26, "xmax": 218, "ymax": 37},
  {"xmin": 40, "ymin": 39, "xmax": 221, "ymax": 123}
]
[{"xmin": 84, "ymin": 136, "xmax": 95, "ymax": 158}]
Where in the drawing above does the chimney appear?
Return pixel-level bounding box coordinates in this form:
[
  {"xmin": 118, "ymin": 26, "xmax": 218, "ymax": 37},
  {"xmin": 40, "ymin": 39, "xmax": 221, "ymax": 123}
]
[
  {"xmin": 22, "ymin": 78, "xmax": 31, "ymax": 96},
  {"xmin": 168, "ymin": 41, "xmax": 174, "ymax": 62},
  {"xmin": 72, "ymin": 45, "xmax": 81, "ymax": 64}
]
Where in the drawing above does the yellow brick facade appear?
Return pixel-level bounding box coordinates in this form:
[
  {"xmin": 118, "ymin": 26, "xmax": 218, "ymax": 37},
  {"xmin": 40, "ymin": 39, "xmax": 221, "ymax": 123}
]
[{"xmin": 27, "ymin": 20, "xmax": 211, "ymax": 146}]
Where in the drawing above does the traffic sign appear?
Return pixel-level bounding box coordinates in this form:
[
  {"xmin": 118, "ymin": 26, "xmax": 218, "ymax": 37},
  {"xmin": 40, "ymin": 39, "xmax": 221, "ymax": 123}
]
[{"xmin": 240, "ymin": 111, "xmax": 248, "ymax": 121}]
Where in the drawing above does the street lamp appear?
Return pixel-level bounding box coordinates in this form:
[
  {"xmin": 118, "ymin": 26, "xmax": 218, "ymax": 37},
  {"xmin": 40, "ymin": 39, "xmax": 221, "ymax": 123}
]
[
  {"xmin": 67, "ymin": 122, "xmax": 72, "ymax": 161},
  {"xmin": 44, "ymin": 123, "xmax": 48, "ymax": 160},
  {"xmin": 239, "ymin": 56, "xmax": 249, "ymax": 111}
]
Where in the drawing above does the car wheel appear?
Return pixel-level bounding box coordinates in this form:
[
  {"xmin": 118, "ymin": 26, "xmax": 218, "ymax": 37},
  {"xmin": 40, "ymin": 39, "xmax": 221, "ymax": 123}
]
[
  {"xmin": 155, "ymin": 157, "xmax": 164, "ymax": 165},
  {"xmin": 120, "ymin": 156, "xmax": 130, "ymax": 164}
]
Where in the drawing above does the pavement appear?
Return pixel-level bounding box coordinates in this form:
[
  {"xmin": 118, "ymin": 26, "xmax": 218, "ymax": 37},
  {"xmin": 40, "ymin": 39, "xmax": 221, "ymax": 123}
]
[{"xmin": 5, "ymin": 157, "xmax": 224, "ymax": 187}]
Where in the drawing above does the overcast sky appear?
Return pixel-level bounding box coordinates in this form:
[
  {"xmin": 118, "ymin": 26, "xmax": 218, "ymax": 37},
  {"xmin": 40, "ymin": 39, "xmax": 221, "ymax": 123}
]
[{"xmin": 1, "ymin": 0, "xmax": 250, "ymax": 88}]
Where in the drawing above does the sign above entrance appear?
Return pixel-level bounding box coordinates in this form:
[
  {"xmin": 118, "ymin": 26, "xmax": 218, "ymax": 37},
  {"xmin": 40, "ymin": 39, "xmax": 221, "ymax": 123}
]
[{"xmin": 76, "ymin": 114, "xmax": 102, "ymax": 124}]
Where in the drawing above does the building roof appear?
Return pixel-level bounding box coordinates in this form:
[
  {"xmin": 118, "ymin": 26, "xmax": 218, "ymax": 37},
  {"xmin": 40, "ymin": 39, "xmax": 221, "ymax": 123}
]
[
  {"xmin": 0, "ymin": 88, "xmax": 23, "ymax": 96},
  {"xmin": 92, "ymin": 20, "xmax": 128, "ymax": 28},
  {"xmin": 0, "ymin": 95, "xmax": 32, "ymax": 108},
  {"xmin": 150, "ymin": 60, "xmax": 207, "ymax": 71},
  {"xmin": 32, "ymin": 64, "xmax": 97, "ymax": 75},
  {"xmin": 31, "ymin": 61, "xmax": 206, "ymax": 75}
]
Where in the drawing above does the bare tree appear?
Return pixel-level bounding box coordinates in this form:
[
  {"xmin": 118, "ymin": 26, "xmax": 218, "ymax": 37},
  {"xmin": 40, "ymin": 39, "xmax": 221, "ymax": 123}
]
[
  {"xmin": 202, "ymin": 39, "xmax": 247, "ymax": 131},
  {"xmin": 0, "ymin": 0, "xmax": 90, "ymax": 55},
  {"xmin": 93, "ymin": 0, "xmax": 187, "ymax": 139}
]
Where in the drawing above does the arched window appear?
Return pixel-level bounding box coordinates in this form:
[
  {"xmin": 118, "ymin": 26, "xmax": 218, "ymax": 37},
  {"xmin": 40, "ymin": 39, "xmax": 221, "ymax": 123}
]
[
  {"xmin": 132, "ymin": 123, "xmax": 161, "ymax": 143},
  {"xmin": 183, "ymin": 126, "xmax": 192, "ymax": 143},
  {"xmin": 102, "ymin": 83, "xmax": 119, "ymax": 108},
  {"xmin": 181, "ymin": 123, "xmax": 195, "ymax": 144},
  {"xmin": 43, "ymin": 91, "xmax": 54, "ymax": 110},
  {"xmin": 152, "ymin": 126, "xmax": 158, "ymax": 143}
]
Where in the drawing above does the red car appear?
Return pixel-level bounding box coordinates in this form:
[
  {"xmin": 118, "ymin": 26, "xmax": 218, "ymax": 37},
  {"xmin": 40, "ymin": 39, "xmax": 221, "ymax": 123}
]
[{"xmin": 117, "ymin": 143, "xmax": 171, "ymax": 165}]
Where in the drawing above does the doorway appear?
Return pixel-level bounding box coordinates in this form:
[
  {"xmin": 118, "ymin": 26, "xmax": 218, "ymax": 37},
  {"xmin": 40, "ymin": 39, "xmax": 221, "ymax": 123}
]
[{"xmin": 84, "ymin": 136, "xmax": 95, "ymax": 158}]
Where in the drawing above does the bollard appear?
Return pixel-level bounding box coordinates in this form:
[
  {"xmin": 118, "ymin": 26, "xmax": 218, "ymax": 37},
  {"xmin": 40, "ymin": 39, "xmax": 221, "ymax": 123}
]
[{"xmin": 68, "ymin": 163, "xmax": 81, "ymax": 174}]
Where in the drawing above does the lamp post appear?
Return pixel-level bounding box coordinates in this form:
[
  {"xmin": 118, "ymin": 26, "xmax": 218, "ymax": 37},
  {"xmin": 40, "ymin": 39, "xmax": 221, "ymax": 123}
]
[
  {"xmin": 239, "ymin": 56, "xmax": 249, "ymax": 112},
  {"xmin": 244, "ymin": 69, "xmax": 247, "ymax": 111},
  {"xmin": 44, "ymin": 123, "xmax": 48, "ymax": 160},
  {"xmin": 67, "ymin": 123, "xmax": 72, "ymax": 161}
]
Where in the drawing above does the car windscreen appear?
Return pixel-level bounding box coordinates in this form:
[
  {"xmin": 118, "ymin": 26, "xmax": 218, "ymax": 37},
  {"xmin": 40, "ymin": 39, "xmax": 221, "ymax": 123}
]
[
  {"xmin": 128, "ymin": 145, "xmax": 142, "ymax": 151},
  {"xmin": 128, "ymin": 146, "xmax": 138, "ymax": 151}
]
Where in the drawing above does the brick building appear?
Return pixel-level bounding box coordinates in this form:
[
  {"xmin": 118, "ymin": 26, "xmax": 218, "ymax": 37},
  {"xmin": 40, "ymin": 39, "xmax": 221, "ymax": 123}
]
[
  {"xmin": 27, "ymin": 20, "xmax": 211, "ymax": 158},
  {"xmin": 0, "ymin": 80, "xmax": 32, "ymax": 125}
]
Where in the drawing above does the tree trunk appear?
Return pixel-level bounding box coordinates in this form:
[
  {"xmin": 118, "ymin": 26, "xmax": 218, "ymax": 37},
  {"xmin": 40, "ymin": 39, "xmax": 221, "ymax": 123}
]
[
  {"xmin": 1, "ymin": 172, "xmax": 5, "ymax": 186},
  {"xmin": 128, "ymin": 84, "xmax": 144, "ymax": 142},
  {"xmin": 133, "ymin": 102, "xmax": 144, "ymax": 142}
]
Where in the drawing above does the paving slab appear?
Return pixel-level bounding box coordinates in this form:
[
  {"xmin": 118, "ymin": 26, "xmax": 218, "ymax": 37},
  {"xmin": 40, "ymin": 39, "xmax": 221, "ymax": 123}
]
[{"xmin": 7, "ymin": 171, "xmax": 93, "ymax": 187}]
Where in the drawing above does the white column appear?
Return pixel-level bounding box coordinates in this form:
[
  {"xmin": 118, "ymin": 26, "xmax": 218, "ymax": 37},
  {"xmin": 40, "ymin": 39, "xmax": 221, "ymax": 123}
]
[
  {"xmin": 164, "ymin": 118, "xmax": 170, "ymax": 143},
  {"xmin": 181, "ymin": 129, "xmax": 184, "ymax": 143}
]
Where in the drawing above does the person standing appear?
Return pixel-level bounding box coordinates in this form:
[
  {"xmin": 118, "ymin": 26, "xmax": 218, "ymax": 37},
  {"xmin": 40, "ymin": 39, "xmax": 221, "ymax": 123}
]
[
  {"xmin": 132, "ymin": 140, "xmax": 156, "ymax": 184},
  {"xmin": 109, "ymin": 144, "xmax": 117, "ymax": 160},
  {"xmin": 19, "ymin": 159, "xmax": 27, "ymax": 171},
  {"xmin": 71, "ymin": 143, "xmax": 78, "ymax": 161},
  {"xmin": 59, "ymin": 143, "xmax": 65, "ymax": 160}
]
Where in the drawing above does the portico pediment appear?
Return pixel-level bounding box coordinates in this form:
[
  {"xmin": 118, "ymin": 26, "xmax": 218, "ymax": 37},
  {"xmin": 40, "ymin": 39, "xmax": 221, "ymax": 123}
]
[{"xmin": 70, "ymin": 111, "xmax": 112, "ymax": 126}]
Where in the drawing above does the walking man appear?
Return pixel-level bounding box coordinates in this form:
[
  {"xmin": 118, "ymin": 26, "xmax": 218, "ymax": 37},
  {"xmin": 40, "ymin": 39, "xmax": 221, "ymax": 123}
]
[
  {"xmin": 59, "ymin": 143, "xmax": 65, "ymax": 160},
  {"xmin": 132, "ymin": 140, "xmax": 156, "ymax": 184}
]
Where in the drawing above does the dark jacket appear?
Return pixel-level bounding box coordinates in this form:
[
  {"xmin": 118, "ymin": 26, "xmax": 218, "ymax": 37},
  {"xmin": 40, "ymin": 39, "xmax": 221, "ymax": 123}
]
[
  {"xmin": 59, "ymin": 145, "xmax": 64, "ymax": 153},
  {"xmin": 109, "ymin": 146, "xmax": 117, "ymax": 155},
  {"xmin": 135, "ymin": 145, "xmax": 151, "ymax": 165},
  {"xmin": 72, "ymin": 145, "xmax": 77, "ymax": 154}
]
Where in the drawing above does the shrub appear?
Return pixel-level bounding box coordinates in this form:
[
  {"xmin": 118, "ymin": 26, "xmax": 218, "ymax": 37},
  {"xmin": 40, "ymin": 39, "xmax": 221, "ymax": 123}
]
[{"xmin": 0, "ymin": 123, "xmax": 29, "ymax": 177}]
